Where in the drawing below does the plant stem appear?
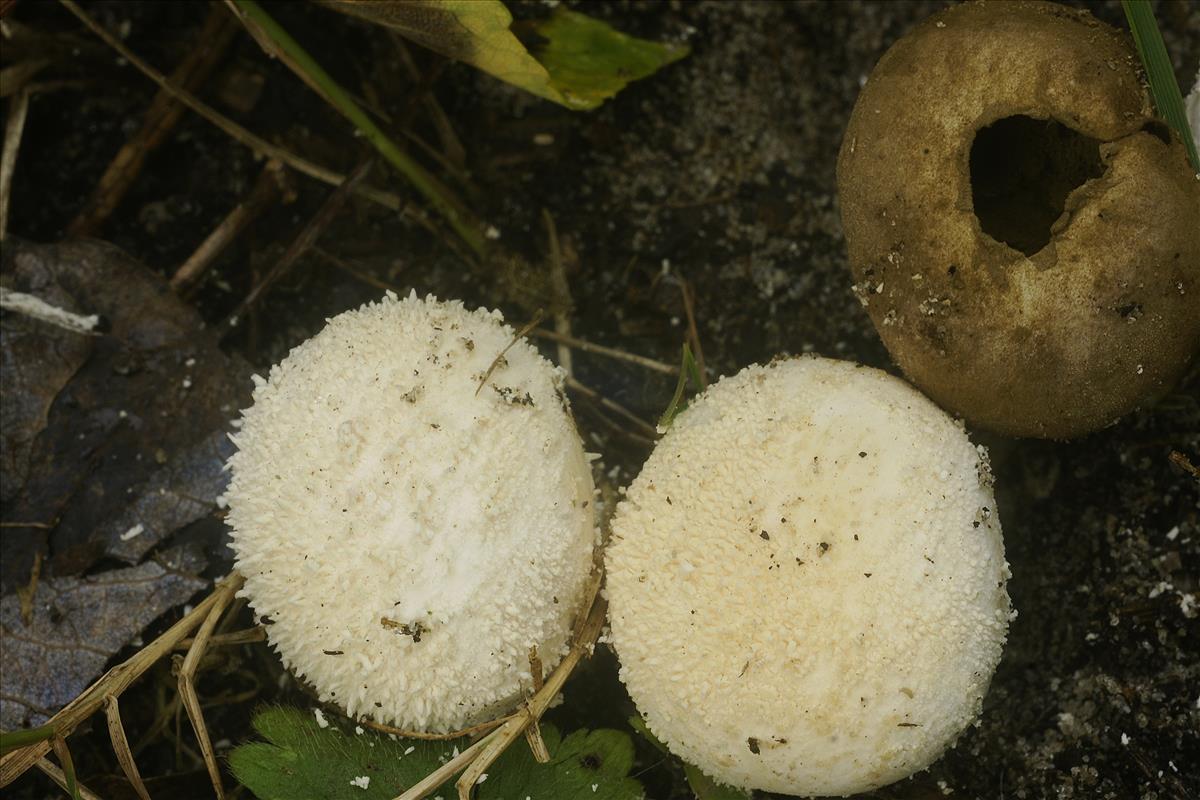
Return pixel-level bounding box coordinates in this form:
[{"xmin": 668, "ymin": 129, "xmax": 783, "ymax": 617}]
[{"xmin": 230, "ymin": 0, "xmax": 486, "ymax": 256}]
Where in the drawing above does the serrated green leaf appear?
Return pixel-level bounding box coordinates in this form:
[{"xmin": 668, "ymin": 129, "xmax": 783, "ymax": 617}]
[
  {"xmin": 316, "ymin": 1, "xmax": 688, "ymax": 111},
  {"xmin": 230, "ymin": 707, "xmax": 644, "ymax": 800}
]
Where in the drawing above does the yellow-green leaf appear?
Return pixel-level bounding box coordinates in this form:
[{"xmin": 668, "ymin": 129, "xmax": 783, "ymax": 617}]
[
  {"xmin": 316, "ymin": 1, "xmax": 688, "ymax": 110},
  {"xmin": 528, "ymin": 8, "xmax": 689, "ymax": 110}
]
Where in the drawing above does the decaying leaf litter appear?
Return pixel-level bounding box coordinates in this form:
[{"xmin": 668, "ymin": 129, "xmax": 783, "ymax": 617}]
[{"xmin": 1, "ymin": 1, "xmax": 1198, "ymax": 799}]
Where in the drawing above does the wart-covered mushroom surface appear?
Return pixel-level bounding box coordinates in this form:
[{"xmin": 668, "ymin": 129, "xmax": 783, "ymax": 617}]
[
  {"xmin": 605, "ymin": 356, "xmax": 1011, "ymax": 797},
  {"xmin": 224, "ymin": 292, "xmax": 596, "ymax": 733},
  {"xmin": 837, "ymin": 0, "xmax": 1200, "ymax": 439}
]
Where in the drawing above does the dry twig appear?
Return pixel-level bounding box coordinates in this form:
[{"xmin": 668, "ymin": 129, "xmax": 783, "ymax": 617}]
[
  {"xmin": 0, "ymin": 574, "xmax": 242, "ymax": 787},
  {"xmin": 171, "ymin": 160, "xmax": 291, "ymax": 293},
  {"xmin": 566, "ymin": 377, "xmax": 658, "ymax": 441},
  {"xmin": 530, "ymin": 329, "xmax": 678, "ymax": 376},
  {"xmin": 542, "ymin": 210, "xmax": 574, "ymax": 377},
  {"xmin": 0, "ymin": 85, "xmax": 30, "ymax": 241},
  {"xmin": 103, "ymin": 696, "xmax": 151, "ymax": 800},
  {"xmin": 453, "ymin": 585, "xmax": 608, "ymax": 800},
  {"xmin": 176, "ymin": 627, "xmax": 266, "ymax": 651},
  {"xmin": 475, "ymin": 311, "xmax": 546, "ymax": 396},
  {"xmin": 176, "ymin": 578, "xmax": 242, "ymax": 800},
  {"xmin": 36, "ymin": 757, "xmax": 101, "ymax": 800},
  {"xmin": 392, "ymin": 570, "xmax": 609, "ymax": 800},
  {"xmin": 220, "ymin": 158, "xmax": 375, "ymax": 334},
  {"xmin": 68, "ymin": 5, "xmax": 240, "ymax": 237},
  {"xmin": 57, "ymin": 0, "xmax": 405, "ymax": 212},
  {"xmin": 358, "ymin": 713, "xmax": 515, "ymax": 742},
  {"xmin": 0, "ymin": 59, "xmax": 51, "ymax": 98},
  {"xmin": 313, "ymin": 247, "xmax": 402, "ymax": 293}
]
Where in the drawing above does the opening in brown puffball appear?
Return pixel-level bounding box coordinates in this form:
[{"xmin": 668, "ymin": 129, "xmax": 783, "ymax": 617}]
[{"xmin": 969, "ymin": 115, "xmax": 1104, "ymax": 256}]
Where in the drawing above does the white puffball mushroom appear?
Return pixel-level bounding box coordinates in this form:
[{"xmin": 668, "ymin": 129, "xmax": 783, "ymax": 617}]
[
  {"xmin": 605, "ymin": 356, "xmax": 1011, "ymax": 797},
  {"xmin": 225, "ymin": 291, "xmax": 596, "ymax": 733}
]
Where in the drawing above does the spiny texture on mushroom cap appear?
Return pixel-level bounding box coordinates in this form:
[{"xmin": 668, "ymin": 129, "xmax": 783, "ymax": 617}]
[
  {"xmin": 837, "ymin": 0, "xmax": 1200, "ymax": 439},
  {"xmin": 606, "ymin": 357, "xmax": 1011, "ymax": 797},
  {"xmin": 226, "ymin": 292, "xmax": 596, "ymax": 733}
]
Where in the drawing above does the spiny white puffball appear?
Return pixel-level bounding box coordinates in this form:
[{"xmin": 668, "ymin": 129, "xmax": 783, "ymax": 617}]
[
  {"xmin": 605, "ymin": 356, "xmax": 1011, "ymax": 797},
  {"xmin": 225, "ymin": 292, "xmax": 596, "ymax": 733}
]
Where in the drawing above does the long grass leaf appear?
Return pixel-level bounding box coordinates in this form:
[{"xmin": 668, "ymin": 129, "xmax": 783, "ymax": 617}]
[
  {"xmin": 230, "ymin": 0, "xmax": 486, "ymax": 256},
  {"xmin": 1122, "ymin": 0, "xmax": 1199, "ymax": 171}
]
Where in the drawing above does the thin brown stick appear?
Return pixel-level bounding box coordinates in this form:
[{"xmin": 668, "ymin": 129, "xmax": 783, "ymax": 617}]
[
  {"xmin": 132, "ymin": 692, "xmax": 181, "ymax": 760},
  {"xmin": 176, "ymin": 627, "xmax": 266, "ymax": 650},
  {"xmin": 0, "ymin": 574, "xmax": 240, "ymax": 787},
  {"xmin": 542, "ymin": 209, "xmax": 573, "ymax": 377},
  {"xmin": 523, "ymin": 716, "xmax": 550, "ymax": 765},
  {"xmin": 0, "ymin": 85, "xmax": 30, "ymax": 241},
  {"xmin": 455, "ymin": 588, "xmax": 608, "ymax": 799},
  {"xmin": 680, "ymin": 279, "xmax": 708, "ymax": 389},
  {"xmin": 392, "ymin": 735, "xmax": 492, "ymax": 800},
  {"xmin": 565, "ymin": 377, "xmax": 658, "ymax": 440},
  {"xmin": 178, "ymin": 579, "xmax": 242, "ymax": 800},
  {"xmin": 104, "ymin": 696, "xmax": 152, "ymax": 800},
  {"xmin": 16, "ymin": 551, "xmax": 41, "ymax": 626},
  {"xmin": 393, "ymin": 36, "xmax": 466, "ymax": 172},
  {"xmin": 529, "ymin": 329, "xmax": 678, "ymax": 376},
  {"xmin": 358, "ymin": 712, "xmax": 516, "ymax": 742},
  {"xmin": 57, "ymin": 0, "xmax": 405, "ymax": 212},
  {"xmin": 395, "ymin": 570, "xmax": 607, "ymax": 800},
  {"xmin": 221, "ymin": 158, "xmax": 374, "ymax": 333},
  {"xmin": 475, "ymin": 311, "xmax": 546, "ymax": 396},
  {"xmin": 313, "ymin": 247, "xmax": 401, "ymax": 293},
  {"xmin": 575, "ymin": 397, "xmax": 653, "ymax": 446},
  {"xmin": 0, "ymin": 59, "xmax": 50, "ymax": 98},
  {"xmin": 528, "ymin": 646, "xmax": 544, "ymax": 694},
  {"xmin": 36, "ymin": 757, "xmax": 103, "ymax": 800},
  {"xmin": 68, "ymin": 5, "xmax": 239, "ymax": 237},
  {"xmin": 171, "ymin": 160, "xmax": 289, "ymax": 292},
  {"xmin": 522, "ymin": 648, "xmax": 548, "ymax": 761}
]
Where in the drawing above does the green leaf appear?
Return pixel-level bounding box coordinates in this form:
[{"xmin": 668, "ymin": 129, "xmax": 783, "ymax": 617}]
[
  {"xmin": 316, "ymin": 1, "xmax": 688, "ymax": 110},
  {"xmin": 658, "ymin": 343, "xmax": 703, "ymax": 430},
  {"xmin": 1122, "ymin": 0, "xmax": 1199, "ymax": 171},
  {"xmin": 230, "ymin": 707, "xmax": 644, "ymax": 800},
  {"xmin": 627, "ymin": 716, "xmax": 749, "ymax": 800},
  {"xmin": 527, "ymin": 9, "xmax": 690, "ymax": 110}
]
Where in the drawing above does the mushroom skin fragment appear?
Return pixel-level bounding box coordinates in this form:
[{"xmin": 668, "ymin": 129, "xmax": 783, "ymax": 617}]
[
  {"xmin": 837, "ymin": 0, "xmax": 1200, "ymax": 439},
  {"xmin": 606, "ymin": 356, "xmax": 1011, "ymax": 797},
  {"xmin": 225, "ymin": 292, "xmax": 596, "ymax": 733}
]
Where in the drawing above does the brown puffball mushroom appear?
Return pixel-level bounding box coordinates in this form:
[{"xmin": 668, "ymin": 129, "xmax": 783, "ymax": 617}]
[{"xmin": 837, "ymin": 0, "xmax": 1200, "ymax": 439}]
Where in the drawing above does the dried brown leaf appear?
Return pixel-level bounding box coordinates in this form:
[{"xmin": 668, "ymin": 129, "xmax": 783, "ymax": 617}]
[
  {"xmin": 0, "ymin": 239, "xmax": 251, "ymax": 591},
  {"xmin": 0, "ymin": 558, "xmax": 207, "ymax": 730}
]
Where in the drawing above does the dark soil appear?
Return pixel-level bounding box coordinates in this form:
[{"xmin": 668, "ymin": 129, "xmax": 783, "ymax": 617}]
[{"xmin": 2, "ymin": 1, "xmax": 1198, "ymax": 799}]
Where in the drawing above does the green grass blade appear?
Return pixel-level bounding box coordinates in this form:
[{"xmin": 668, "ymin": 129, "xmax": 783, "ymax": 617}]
[
  {"xmin": 658, "ymin": 343, "xmax": 705, "ymax": 430},
  {"xmin": 1122, "ymin": 0, "xmax": 1199, "ymax": 171},
  {"xmin": 231, "ymin": 0, "xmax": 486, "ymax": 256},
  {"xmin": 0, "ymin": 724, "xmax": 56, "ymax": 755}
]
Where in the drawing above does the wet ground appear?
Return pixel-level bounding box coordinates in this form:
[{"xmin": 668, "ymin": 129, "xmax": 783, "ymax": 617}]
[{"xmin": 2, "ymin": 1, "xmax": 1198, "ymax": 798}]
